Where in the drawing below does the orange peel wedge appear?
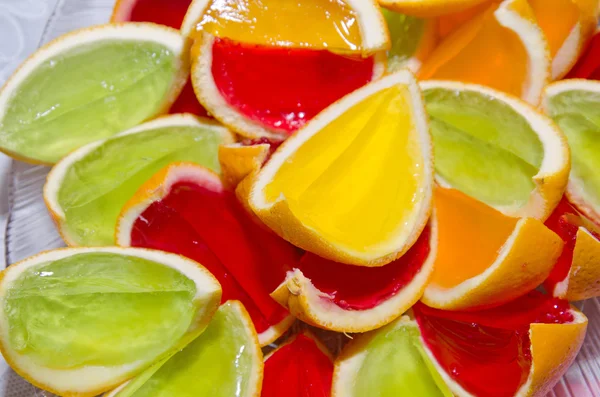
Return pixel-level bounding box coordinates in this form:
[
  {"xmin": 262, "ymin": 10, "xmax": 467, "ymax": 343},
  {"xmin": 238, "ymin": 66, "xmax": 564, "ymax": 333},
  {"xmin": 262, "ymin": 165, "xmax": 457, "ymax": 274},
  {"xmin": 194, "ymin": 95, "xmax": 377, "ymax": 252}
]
[
  {"xmin": 248, "ymin": 70, "xmax": 433, "ymax": 266},
  {"xmin": 422, "ymin": 187, "xmax": 563, "ymax": 310},
  {"xmin": 418, "ymin": 0, "xmax": 550, "ymax": 105},
  {"xmin": 181, "ymin": 0, "xmax": 390, "ymax": 53}
]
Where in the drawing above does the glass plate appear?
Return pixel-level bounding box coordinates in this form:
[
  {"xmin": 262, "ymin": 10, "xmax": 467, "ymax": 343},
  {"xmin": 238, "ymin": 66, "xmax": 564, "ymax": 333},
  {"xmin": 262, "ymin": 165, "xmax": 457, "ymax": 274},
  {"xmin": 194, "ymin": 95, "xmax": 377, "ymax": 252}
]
[{"xmin": 1, "ymin": 0, "xmax": 600, "ymax": 395}]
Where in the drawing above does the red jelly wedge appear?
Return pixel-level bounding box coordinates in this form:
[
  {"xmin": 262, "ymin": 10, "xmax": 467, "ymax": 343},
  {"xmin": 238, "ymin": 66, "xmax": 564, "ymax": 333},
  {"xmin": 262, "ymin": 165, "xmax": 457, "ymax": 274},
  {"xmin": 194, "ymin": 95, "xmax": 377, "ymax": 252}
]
[
  {"xmin": 262, "ymin": 332, "xmax": 333, "ymax": 397},
  {"xmin": 544, "ymin": 196, "xmax": 600, "ymax": 300},
  {"xmin": 414, "ymin": 291, "xmax": 587, "ymax": 397},
  {"xmin": 117, "ymin": 163, "xmax": 301, "ymax": 345},
  {"xmin": 567, "ymin": 30, "xmax": 600, "ymax": 79}
]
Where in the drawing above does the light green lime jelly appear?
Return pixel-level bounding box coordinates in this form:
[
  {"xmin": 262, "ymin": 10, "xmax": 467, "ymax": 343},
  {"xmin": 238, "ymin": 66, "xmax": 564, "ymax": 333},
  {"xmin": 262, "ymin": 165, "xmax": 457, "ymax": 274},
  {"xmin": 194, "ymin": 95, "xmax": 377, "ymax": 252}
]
[
  {"xmin": 0, "ymin": 40, "xmax": 179, "ymax": 163},
  {"xmin": 4, "ymin": 252, "xmax": 197, "ymax": 369},
  {"xmin": 354, "ymin": 320, "xmax": 452, "ymax": 397},
  {"xmin": 55, "ymin": 123, "xmax": 225, "ymax": 247},
  {"xmin": 545, "ymin": 88, "xmax": 600, "ymax": 215},
  {"xmin": 424, "ymin": 87, "xmax": 544, "ymax": 209},
  {"xmin": 115, "ymin": 303, "xmax": 257, "ymax": 397}
]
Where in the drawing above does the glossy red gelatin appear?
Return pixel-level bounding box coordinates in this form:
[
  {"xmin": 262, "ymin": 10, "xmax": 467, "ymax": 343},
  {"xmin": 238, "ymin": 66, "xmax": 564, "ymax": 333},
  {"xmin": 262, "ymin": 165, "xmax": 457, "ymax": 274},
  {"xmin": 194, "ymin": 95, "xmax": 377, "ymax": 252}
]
[
  {"xmin": 212, "ymin": 37, "xmax": 376, "ymax": 133},
  {"xmin": 567, "ymin": 30, "xmax": 600, "ymax": 79},
  {"xmin": 296, "ymin": 226, "xmax": 431, "ymax": 311},
  {"xmin": 544, "ymin": 196, "xmax": 600, "ymax": 292},
  {"xmin": 130, "ymin": 181, "xmax": 302, "ymax": 335},
  {"xmin": 262, "ymin": 333, "xmax": 333, "ymax": 397},
  {"xmin": 114, "ymin": 0, "xmax": 209, "ymax": 117},
  {"xmin": 115, "ymin": 0, "xmax": 192, "ymax": 28},
  {"xmin": 414, "ymin": 291, "xmax": 573, "ymax": 397}
]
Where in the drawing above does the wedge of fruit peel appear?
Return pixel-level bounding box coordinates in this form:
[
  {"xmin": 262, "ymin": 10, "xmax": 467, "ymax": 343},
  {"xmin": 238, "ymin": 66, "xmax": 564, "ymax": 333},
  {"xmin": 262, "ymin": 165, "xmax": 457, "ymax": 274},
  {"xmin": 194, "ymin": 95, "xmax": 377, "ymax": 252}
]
[
  {"xmin": 105, "ymin": 301, "xmax": 262, "ymax": 397},
  {"xmin": 418, "ymin": 0, "xmax": 550, "ymax": 105},
  {"xmin": 0, "ymin": 247, "xmax": 221, "ymax": 397},
  {"xmin": 434, "ymin": 0, "xmax": 598, "ymax": 79},
  {"xmin": 110, "ymin": 0, "xmax": 210, "ymax": 117},
  {"xmin": 422, "ymin": 187, "xmax": 563, "ymax": 310},
  {"xmin": 180, "ymin": 0, "xmax": 390, "ymax": 53},
  {"xmin": 414, "ymin": 292, "xmax": 588, "ymax": 397},
  {"xmin": 191, "ymin": 33, "xmax": 386, "ymax": 138},
  {"xmin": 566, "ymin": 28, "xmax": 600, "ymax": 78},
  {"xmin": 117, "ymin": 162, "xmax": 299, "ymax": 346},
  {"xmin": 44, "ymin": 114, "xmax": 232, "ymax": 247},
  {"xmin": 528, "ymin": 0, "xmax": 598, "ymax": 79},
  {"xmin": 378, "ymin": 0, "xmax": 491, "ymax": 17},
  {"xmin": 332, "ymin": 316, "xmax": 453, "ymax": 397},
  {"xmin": 381, "ymin": 7, "xmax": 438, "ymax": 73},
  {"xmin": 421, "ymin": 81, "xmax": 570, "ymax": 220},
  {"xmin": 271, "ymin": 220, "xmax": 436, "ymax": 332},
  {"xmin": 544, "ymin": 197, "xmax": 600, "ymax": 300},
  {"xmin": 262, "ymin": 331, "xmax": 333, "ymax": 397},
  {"xmin": 0, "ymin": 23, "xmax": 189, "ymax": 164},
  {"xmin": 543, "ymin": 79, "xmax": 600, "ymax": 226},
  {"xmin": 248, "ymin": 70, "xmax": 433, "ymax": 266},
  {"xmin": 335, "ymin": 292, "xmax": 587, "ymax": 397},
  {"xmin": 219, "ymin": 141, "xmax": 273, "ymax": 191}
]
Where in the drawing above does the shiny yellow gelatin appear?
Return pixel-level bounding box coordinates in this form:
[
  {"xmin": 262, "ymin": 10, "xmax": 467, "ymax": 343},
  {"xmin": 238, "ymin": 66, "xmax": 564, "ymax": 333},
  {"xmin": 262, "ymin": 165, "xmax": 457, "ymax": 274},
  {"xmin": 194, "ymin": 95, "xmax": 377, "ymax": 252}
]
[
  {"xmin": 196, "ymin": 0, "xmax": 363, "ymax": 51},
  {"xmin": 264, "ymin": 86, "xmax": 426, "ymax": 251}
]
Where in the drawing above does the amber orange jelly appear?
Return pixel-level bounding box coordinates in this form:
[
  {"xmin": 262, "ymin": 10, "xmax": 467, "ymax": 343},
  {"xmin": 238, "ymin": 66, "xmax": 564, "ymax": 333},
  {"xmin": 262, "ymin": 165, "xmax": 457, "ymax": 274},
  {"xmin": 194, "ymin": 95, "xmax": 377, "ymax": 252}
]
[{"xmin": 414, "ymin": 291, "xmax": 574, "ymax": 397}]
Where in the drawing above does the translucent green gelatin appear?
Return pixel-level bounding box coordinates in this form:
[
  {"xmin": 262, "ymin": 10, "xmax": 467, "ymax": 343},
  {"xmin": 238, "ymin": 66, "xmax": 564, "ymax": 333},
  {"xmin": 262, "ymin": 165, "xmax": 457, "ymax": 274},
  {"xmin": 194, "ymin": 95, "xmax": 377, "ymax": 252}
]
[
  {"xmin": 545, "ymin": 88, "xmax": 600, "ymax": 214},
  {"xmin": 115, "ymin": 302, "xmax": 259, "ymax": 397},
  {"xmin": 424, "ymin": 87, "xmax": 543, "ymax": 208},
  {"xmin": 354, "ymin": 319, "xmax": 452, "ymax": 397},
  {"xmin": 56, "ymin": 122, "xmax": 226, "ymax": 246},
  {"xmin": 4, "ymin": 252, "xmax": 197, "ymax": 369},
  {"xmin": 0, "ymin": 39, "xmax": 180, "ymax": 163},
  {"xmin": 382, "ymin": 8, "xmax": 426, "ymax": 72}
]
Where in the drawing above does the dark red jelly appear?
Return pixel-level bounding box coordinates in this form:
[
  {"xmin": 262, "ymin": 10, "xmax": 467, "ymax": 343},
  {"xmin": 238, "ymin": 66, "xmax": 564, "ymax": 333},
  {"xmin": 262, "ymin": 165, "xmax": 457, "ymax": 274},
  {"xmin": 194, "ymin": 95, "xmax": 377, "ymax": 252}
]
[
  {"xmin": 296, "ymin": 226, "xmax": 431, "ymax": 311},
  {"xmin": 119, "ymin": 0, "xmax": 192, "ymax": 28},
  {"xmin": 414, "ymin": 291, "xmax": 573, "ymax": 397},
  {"xmin": 567, "ymin": 31, "xmax": 600, "ymax": 79},
  {"xmin": 212, "ymin": 37, "xmax": 376, "ymax": 133},
  {"xmin": 544, "ymin": 196, "xmax": 600, "ymax": 293},
  {"xmin": 262, "ymin": 333, "xmax": 333, "ymax": 397},
  {"xmin": 130, "ymin": 181, "xmax": 302, "ymax": 335}
]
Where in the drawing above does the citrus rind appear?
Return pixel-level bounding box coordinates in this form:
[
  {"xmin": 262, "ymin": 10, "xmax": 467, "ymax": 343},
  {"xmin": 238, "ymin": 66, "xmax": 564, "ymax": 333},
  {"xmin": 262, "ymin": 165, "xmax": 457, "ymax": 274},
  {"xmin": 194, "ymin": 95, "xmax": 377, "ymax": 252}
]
[
  {"xmin": 248, "ymin": 70, "xmax": 433, "ymax": 266},
  {"xmin": 191, "ymin": 33, "xmax": 387, "ymax": 139},
  {"xmin": 180, "ymin": 0, "xmax": 390, "ymax": 53},
  {"xmin": 0, "ymin": 247, "xmax": 221, "ymax": 397},
  {"xmin": 421, "ymin": 80, "xmax": 570, "ymax": 221},
  {"xmin": 0, "ymin": 23, "xmax": 189, "ymax": 164},
  {"xmin": 270, "ymin": 219, "xmax": 436, "ymax": 333},
  {"xmin": 44, "ymin": 113, "xmax": 233, "ymax": 247}
]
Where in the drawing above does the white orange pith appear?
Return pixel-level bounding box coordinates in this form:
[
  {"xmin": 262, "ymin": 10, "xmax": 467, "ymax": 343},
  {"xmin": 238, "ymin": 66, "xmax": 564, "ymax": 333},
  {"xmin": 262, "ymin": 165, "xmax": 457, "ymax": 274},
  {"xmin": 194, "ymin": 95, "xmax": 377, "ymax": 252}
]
[
  {"xmin": 422, "ymin": 187, "xmax": 563, "ymax": 310},
  {"xmin": 248, "ymin": 70, "xmax": 433, "ymax": 266}
]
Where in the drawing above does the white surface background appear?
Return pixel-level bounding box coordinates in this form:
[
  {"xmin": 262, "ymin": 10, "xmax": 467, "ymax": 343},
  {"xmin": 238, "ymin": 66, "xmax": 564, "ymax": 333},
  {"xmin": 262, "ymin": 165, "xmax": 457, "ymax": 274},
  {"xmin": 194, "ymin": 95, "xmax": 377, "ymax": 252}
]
[{"xmin": 0, "ymin": 1, "xmax": 600, "ymax": 395}]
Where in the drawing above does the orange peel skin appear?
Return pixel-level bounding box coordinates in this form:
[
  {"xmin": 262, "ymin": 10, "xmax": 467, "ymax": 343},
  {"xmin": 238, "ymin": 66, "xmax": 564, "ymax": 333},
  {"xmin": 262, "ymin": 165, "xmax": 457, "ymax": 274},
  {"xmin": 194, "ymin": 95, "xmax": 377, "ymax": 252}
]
[
  {"xmin": 422, "ymin": 187, "xmax": 563, "ymax": 311},
  {"xmin": 379, "ymin": 0, "xmax": 492, "ymax": 17}
]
